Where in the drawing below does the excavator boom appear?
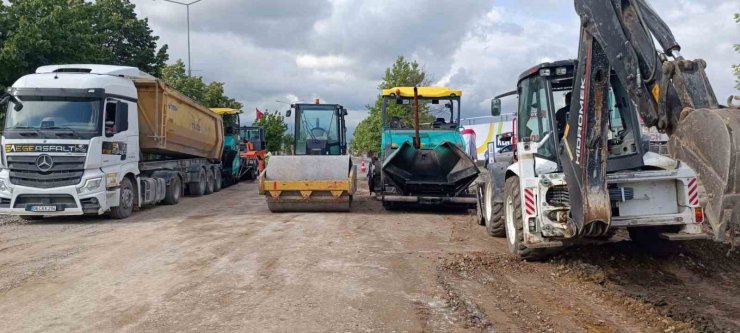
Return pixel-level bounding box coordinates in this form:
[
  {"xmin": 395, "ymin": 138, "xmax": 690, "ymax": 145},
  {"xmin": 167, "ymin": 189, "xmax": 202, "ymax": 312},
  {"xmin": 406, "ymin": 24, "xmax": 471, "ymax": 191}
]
[{"xmin": 564, "ymin": 0, "xmax": 739, "ymax": 239}]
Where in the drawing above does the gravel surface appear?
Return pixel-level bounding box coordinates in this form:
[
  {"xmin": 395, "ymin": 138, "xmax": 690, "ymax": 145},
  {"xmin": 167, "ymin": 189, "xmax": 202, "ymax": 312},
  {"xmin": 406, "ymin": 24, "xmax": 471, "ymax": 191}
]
[{"xmin": 0, "ymin": 181, "xmax": 737, "ymax": 332}]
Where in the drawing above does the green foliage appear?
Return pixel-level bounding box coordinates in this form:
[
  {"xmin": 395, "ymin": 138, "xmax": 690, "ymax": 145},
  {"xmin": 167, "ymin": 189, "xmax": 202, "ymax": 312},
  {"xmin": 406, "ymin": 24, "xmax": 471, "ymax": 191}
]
[
  {"xmin": 0, "ymin": 0, "xmax": 169, "ymax": 86},
  {"xmin": 160, "ymin": 60, "xmax": 242, "ymax": 109},
  {"xmin": 253, "ymin": 111, "xmax": 288, "ymax": 154},
  {"xmin": 350, "ymin": 56, "xmax": 432, "ymax": 153},
  {"xmin": 281, "ymin": 133, "xmax": 295, "ymax": 155}
]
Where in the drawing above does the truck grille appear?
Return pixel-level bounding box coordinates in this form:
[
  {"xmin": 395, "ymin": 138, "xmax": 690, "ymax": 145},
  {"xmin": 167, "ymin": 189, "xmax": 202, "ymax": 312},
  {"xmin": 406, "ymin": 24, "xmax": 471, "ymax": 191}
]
[
  {"xmin": 546, "ymin": 186, "xmax": 570, "ymax": 207},
  {"xmin": 7, "ymin": 155, "xmax": 86, "ymax": 188},
  {"xmin": 13, "ymin": 194, "xmax": 77, "ymax": 209}
]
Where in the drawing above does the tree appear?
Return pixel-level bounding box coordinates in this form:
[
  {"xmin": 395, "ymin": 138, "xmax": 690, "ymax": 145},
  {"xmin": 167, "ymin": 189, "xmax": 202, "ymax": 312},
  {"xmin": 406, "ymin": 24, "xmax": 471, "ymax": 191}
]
[
  {"xmin": 350, "ymin": 56, "xmax": 432, "ymax": 153},
  {"xmin": 160, "ymin": 60, "xmax": 242, "ymax": 109},
  {"xmin": 253, "ymin": 111, "xmax": 288, "ymax": 154},
  {"xmin": 734, "ymin": 14, "xmax": 739, "ymax": 90},
  {"xmin": 281, "ymin": 133, "xmax": 294, "ymax": 155},
  {"xmin": 92, "ymin": 0, "xmax": 169, "ymax": 77},
  {"xmin": 0, "ymin": 0, "xmax": 169, "ymax": 87}
]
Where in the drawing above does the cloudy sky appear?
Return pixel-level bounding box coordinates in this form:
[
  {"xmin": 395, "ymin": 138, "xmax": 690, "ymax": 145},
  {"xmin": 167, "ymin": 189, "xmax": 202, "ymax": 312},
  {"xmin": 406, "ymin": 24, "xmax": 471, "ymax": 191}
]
[{"xmin": 131, "ymin": 0, "xmax": 739, "ymax": 137}]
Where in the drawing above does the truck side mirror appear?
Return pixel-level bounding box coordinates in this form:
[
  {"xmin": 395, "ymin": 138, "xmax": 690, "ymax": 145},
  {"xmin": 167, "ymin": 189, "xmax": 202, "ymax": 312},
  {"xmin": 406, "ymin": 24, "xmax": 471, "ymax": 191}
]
[
  {"xmin": 285, "ymin": 109, "xmax": 292, "ymax": 117},
  {"xmin": 491, "ymin": 98, "xmax": 502, "ymax": 116}
]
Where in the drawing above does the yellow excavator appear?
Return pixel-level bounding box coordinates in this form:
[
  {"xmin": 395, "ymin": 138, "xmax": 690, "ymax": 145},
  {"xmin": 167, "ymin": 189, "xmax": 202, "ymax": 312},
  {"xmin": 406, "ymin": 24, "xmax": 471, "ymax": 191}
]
[{"xmin": 259, "ymin": 101, "xmax": 356, "ymax": 212}]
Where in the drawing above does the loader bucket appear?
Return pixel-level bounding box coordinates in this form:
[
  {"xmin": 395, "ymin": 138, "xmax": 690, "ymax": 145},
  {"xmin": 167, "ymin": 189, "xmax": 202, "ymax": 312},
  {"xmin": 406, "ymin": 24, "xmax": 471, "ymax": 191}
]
[
  {"xmin": 382, "ymin": 141, "xmax": 479, "ymax": 196},
  {"xmin": 668, "ymin": 108, "xmax": 740, "ymax": 240},
  {"xmin": 260, "ymin": 155, "xmax": 356, "ymax": 212}
]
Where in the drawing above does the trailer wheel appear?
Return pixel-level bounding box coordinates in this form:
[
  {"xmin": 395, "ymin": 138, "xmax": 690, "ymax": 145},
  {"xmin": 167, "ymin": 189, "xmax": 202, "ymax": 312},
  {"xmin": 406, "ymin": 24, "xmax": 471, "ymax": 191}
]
[
  {"xmin": 504, "ymin": 176, "xmax": 551, "ymax": 261},
  {"xmin": 190, "ymin": 169, "xmax": 207, "ymax": 197},
  {"xmin": 162, "ymin": 176, "xmax": 182, "ymax": 205},
  {"xmin": 213, "ymin": 169, "xmax": 223, "ymax": 192},
  {"xmin": 484, "ymin": 180, "xmax": 505, "ymax": 237},
  {"xmin": 205, "ymin": 168, "xmax": 215, "ymax": 195},
  {"xmin": 110, "ymin": 177, "xmax": 134, "ymax": 219}
]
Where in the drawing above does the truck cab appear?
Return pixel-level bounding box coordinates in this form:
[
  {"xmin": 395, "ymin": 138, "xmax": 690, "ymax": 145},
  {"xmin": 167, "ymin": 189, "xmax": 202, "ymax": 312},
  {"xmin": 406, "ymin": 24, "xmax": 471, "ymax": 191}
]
[
  {"xmin": 1, "ymin": 65, "xmax": 143, "ymax": 217},
  {"xmin": 483, "ymin": 60, "xmax": 707, "ymax": 259},
  {"xmin": 0, "ymin": 65, "xmax": 224, "ymax": 220}
]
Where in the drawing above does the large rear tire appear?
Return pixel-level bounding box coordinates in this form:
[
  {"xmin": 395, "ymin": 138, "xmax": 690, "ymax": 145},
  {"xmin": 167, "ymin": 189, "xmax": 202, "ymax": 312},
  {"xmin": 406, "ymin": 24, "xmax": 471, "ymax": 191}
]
[
  {"xmin": 190, "ymin": 169, "xmax": 207, "ymax": 197},
  {"xmin": 110, "ymin": 177, "xmax": 134, "ymax": 219},
  {"xmin": 162, "ymin": 176, "xmax": 182, "ymax": 205},
  {"xmin": 504, "ymin": 176, "xmax": 552, "ymax": 261},
  {"xmin": 205, "ymin": 168, "xmax": 215, "ymax": 195},
  {"xmin": 213, "ymin": 169, "xmax": 223, "ymax": 192},
  {"xmin": 484, "ymin": 180, "xmax": 505, "ymax": 237}
]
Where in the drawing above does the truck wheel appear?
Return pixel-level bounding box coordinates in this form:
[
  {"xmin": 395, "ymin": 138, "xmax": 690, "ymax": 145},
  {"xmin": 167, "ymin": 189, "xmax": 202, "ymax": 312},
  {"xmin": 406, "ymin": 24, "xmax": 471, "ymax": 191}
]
[
  {"xmin": 190, "ymin": 169, "xmax": 207, "ymax": 197},
  {"xmin": 213, "ymin": 170, "xmax": 223, "ymax": 192},
  {"xmin": 110, "ymin": 177, "xmax": 134, "ymax": 219},
  {"xmin": 484, "ymin": 180, "xmax": 505, "ymax": 237},
  {"xmin": 163, "ymin": 176, "xmax": 182, "ymax": 205},
  {"xmin": 205, "ymin": 168, "xmax": 215, "ymax": 195},
  {"xmin": 504, "ymin": 176, "xmax": 551, "ymax": 261}
]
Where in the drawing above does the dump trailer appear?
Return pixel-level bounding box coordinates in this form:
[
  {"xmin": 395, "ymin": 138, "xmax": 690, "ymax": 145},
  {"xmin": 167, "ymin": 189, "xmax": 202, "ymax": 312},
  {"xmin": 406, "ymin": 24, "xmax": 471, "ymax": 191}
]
[
  {"xmin": 0, "ymin": 64, "xmax": 224, "ymax": 220},
  {"xmin": 369, "ymin": 87, "xmax": 479, "ymax": 210},
  {"xmin": 259, "ymin": 102, "xmax": 356, "ymax": 212}
]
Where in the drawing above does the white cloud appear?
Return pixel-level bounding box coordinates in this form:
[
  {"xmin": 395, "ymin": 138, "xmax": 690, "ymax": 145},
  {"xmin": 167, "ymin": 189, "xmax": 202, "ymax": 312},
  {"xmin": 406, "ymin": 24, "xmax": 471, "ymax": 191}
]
[{"xmin": 295, "ymin": 55, "xmax": 353, "ymax": 69}]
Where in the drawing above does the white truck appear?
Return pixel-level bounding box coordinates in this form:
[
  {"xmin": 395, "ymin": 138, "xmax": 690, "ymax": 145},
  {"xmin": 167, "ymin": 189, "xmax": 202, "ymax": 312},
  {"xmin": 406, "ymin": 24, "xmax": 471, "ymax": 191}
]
[{"xmin": 0, "ymin": 65, "xmax": 224, "ymax": 220}]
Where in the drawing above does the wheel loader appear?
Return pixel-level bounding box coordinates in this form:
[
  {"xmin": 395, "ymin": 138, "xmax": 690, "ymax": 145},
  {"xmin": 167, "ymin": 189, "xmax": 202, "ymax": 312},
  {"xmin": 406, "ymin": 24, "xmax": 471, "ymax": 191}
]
[{"xmin": 259, "ymin": 102, "xmax": 356, "ymax": 212}]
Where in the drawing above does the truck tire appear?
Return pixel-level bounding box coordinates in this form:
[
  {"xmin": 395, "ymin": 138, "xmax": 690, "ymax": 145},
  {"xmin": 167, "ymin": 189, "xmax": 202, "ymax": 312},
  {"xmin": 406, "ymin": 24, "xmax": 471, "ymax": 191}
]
[
  {"xmin": 205, "ymin": 168, "xmax": 215, "ymax": 195},
  {"xmin": 110, "ymin": 177, "xmax": 134, "ymax": 219},
  {"xmin": 484, "ymin": 180, "xmax": 505, "ymax": 237},
  {"xmin": 162, "ymin": 176, "xmax": 182, "ymax": 205},
  {"xmin": 504, "ymin": 176, "xmax": 552, "ymax": 261},
  {"xmin": 213, "ymin": 169, "xmax": 222, "ymax": 192},
  {"xmin": 190, "ymin": 169, "xmax": 207, "ymax": 197}
]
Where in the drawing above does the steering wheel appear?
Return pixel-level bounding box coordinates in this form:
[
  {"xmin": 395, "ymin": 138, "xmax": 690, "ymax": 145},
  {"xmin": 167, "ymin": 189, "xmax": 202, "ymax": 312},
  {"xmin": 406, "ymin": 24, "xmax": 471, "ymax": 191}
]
[{"xmin": 310, "ymin": 127, "xmax": 328, "ymax": 138}]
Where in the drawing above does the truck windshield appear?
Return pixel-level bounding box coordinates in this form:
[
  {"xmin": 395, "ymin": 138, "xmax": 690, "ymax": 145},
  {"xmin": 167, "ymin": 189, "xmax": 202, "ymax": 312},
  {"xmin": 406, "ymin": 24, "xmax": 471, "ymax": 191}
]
[{"xmin": 5, "ymin": 97, "xmax": 101, "ymax": 132}]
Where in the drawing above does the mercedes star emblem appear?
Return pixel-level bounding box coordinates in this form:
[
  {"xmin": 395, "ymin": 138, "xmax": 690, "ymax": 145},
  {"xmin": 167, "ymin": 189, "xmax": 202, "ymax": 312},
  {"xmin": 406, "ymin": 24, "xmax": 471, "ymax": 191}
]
[{"xmin": 36, "ymin": 154, "xmax": 54, "ymax": 172}]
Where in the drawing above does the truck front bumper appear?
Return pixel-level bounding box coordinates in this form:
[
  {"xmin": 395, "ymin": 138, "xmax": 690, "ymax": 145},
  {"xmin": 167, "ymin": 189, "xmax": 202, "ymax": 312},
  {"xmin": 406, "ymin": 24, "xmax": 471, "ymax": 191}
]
[{"xmin": 0, "ymin": 183, "xmax": 119, "ymax": 217}]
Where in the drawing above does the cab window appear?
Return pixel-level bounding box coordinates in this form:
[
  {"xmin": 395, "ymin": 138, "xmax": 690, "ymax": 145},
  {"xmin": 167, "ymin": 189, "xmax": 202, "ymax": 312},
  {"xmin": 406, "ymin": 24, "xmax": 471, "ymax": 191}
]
[{"xmin": 517, "ymin": 76, "xmax": 556, "ymax": 159}]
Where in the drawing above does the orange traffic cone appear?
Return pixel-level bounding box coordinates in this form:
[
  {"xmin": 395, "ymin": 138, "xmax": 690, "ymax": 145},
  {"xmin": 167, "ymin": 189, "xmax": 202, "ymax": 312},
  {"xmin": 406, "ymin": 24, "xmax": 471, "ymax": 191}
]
[{"xmin": 360, "ymin": 160, "xmax": 366, "ymax": 173}]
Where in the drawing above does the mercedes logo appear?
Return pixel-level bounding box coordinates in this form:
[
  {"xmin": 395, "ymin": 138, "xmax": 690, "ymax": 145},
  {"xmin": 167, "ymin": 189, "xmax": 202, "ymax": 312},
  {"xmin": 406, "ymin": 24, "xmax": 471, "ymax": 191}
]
[{"xmin": 36, "ymin": 154, "xmax": 54, "ymax": 172}]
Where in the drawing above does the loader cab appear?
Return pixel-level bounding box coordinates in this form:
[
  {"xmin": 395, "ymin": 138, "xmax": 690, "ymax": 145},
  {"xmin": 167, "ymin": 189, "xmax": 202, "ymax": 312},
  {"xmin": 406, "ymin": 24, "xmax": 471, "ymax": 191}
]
[
  {"xmin": 289, "ymin": 103, "xmax": 348, "ymax": 156},
  {"xmin": 239, "ymin": 126, "xmax": 265, "ymax": 152},
  {"xmin": 498, "ymin": 60, "xmax": 646, "ymax": 173}
]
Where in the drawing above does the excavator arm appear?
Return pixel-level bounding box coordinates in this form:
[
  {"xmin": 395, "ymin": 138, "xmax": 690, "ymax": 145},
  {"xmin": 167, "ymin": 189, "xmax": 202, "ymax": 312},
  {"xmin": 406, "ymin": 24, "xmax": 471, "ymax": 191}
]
[{"xmin": 561, "ymin": 0, "xmax": 740, "ymax": 239}]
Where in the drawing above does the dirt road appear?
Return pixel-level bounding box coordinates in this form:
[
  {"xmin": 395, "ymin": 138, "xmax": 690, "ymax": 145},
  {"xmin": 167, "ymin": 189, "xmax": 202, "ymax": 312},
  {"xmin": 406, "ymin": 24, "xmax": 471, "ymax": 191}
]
[{"xmin": 0, "ymin": 182, "xmax": 738, "ymax": 332}]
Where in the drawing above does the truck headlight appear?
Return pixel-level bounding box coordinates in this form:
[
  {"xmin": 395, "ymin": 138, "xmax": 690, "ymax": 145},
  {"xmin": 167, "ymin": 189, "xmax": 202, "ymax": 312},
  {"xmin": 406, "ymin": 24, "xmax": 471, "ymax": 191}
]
[
  {"xmin": 77, "ymin": 177, "xmax": 103, "ymax": 195},
  {"xmin": 0, "ymin": 179, "xmax": 11, "ymax": 195}
]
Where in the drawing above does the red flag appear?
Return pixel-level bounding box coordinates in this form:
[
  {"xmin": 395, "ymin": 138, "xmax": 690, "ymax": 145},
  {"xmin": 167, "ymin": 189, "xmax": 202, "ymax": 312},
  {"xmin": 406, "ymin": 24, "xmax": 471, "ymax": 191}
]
[{"xmin": 256, "ymin": 108, "xmax": 264, "ymax": 121}]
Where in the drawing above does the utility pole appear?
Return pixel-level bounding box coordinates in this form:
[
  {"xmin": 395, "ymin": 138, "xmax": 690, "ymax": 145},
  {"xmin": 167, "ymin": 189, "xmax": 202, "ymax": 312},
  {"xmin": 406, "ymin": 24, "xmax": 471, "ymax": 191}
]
[{"xmin": 160, "ymin": 0, "xmax": 204, "ymax": 76}]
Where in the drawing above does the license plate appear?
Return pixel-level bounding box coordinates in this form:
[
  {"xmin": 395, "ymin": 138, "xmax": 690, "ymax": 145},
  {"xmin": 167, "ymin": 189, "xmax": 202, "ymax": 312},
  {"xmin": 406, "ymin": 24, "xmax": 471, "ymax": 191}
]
[{"xmin": 29, "ymin": 205, "xmax": 57, "ymax": 212}]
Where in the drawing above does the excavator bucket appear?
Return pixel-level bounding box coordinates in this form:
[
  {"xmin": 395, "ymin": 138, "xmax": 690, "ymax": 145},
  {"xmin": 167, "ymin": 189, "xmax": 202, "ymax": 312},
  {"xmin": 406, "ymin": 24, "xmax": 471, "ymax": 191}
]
[
  {"xmin": 383, "ymin": 141, "xmax": 479, "ymax": 196},
  {"xmin": 259, "ymin": 155, "xmax": 356, "ymax": 212},
  {"xmin": 669, "ymin": 108, "xmax": 740, "ymax": 240}
]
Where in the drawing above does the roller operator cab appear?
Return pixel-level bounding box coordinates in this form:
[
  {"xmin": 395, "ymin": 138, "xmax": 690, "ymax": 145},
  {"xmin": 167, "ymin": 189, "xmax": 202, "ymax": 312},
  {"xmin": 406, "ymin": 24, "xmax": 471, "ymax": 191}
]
[
  {"xmin": 370, "ymin": 87, "xmax": 479, "ymax": 210},
  {"xmin": 481, "ymin": 61, "xmax": 707, "ymax": 259},
  {"xmin": 0, "ymin": 65, "xmax": 225, "ymax": 220}
]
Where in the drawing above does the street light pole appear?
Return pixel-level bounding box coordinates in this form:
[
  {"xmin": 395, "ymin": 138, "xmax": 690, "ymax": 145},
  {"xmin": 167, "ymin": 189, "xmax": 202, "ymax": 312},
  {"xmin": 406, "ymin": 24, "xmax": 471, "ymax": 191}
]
[{"xmin": 161, "ymin": 0, "xmax": 204, "ymax": 76}]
